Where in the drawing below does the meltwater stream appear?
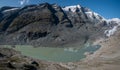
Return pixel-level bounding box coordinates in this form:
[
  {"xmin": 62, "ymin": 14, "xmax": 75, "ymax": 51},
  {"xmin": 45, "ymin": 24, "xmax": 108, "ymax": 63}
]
[{"xmin": 4, "ymin": 44, "xmax": 101, "ymax": 62}]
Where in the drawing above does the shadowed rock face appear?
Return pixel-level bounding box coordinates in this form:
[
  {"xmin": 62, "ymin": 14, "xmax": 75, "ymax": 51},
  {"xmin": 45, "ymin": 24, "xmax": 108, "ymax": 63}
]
[{"xmin": 0, "ymin": 3, "xmax": 108, "ymax": 47}]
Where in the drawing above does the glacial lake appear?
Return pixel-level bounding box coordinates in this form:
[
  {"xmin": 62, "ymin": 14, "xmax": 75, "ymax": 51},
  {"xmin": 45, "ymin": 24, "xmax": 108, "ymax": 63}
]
[{"xmin": 3, "ymin": 44, "xmax": 101, "ymax": 62}]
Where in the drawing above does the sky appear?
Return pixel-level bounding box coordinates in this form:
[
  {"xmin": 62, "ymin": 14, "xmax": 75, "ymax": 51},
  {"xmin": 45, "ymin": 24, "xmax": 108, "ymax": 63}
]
[{"xmin": 0, "ymin": 0, "xmax": 120, "ymax": 19}]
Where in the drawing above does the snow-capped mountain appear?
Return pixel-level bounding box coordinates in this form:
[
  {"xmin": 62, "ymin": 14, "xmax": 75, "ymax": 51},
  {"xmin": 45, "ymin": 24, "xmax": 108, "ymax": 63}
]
[
  {"xmin": 63, "ymin": 5, "xmax": 120, "ymax": 37},
  {"xmin": 62, "ymin": 5, "xmax": 106, "ymax": 24},
  {"xmin": 0, "ymin": 3, "xmax": 120, "ymax": 46},
  {"xmin": 62, "ymin": 5, "xmax": 120, "ymax": 24}
]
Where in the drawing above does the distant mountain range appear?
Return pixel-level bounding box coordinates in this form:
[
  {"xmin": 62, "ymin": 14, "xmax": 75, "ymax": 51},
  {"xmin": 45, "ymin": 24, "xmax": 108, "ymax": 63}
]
[{"xmin": 0, "ymin": 3, "xmax": 120, "ymax": 47}]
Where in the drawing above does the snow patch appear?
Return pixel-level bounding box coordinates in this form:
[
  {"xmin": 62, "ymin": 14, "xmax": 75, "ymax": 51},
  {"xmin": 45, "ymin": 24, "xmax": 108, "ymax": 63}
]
[
  {"xmin": 85, "ymin": 11, "xmax": 105, "ymax": 22},
  {"xmin": 105, "ymin": 26, "xmax": 118, "ymax": 37},
  {"xmin": 85, "ymin": 12, "xmax": 93, "ymax": 19},
  {"xmin": 107, "ymin": 18, "xmax": 120, "ymax": 25},
  {"xmin": 62, "ymin": 5, "xmax": 81, "ymax": 12},
  {"xmin": 3, "ymin": 8, "xmax": 19, "ymax": 12},
  {"xmin": 105, "ymin": 18, "xmax": 120, "ymax": 37}
]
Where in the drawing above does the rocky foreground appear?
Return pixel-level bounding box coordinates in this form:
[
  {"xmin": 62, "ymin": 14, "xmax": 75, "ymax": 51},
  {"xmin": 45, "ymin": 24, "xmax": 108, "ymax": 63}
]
[
  {"xmin": 0, "ymin": 47, "xmax": 69, "ymax": 70},
  {"xmin": 0, "ymin": 28, "xmax": 120, "ymax": 70}
]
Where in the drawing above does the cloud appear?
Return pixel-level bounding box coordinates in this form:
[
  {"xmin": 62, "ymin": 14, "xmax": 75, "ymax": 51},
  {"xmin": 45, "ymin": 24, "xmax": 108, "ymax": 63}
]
[{"xmin": 20, "ymin": 0, "xmax": 29, "ymax": 5}]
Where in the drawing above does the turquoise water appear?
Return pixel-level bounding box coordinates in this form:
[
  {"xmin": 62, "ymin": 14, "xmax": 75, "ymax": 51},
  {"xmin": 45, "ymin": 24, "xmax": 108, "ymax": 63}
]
[{"xmin": 4, "ymin": 44, "xmax": 101, "ymax": 62}]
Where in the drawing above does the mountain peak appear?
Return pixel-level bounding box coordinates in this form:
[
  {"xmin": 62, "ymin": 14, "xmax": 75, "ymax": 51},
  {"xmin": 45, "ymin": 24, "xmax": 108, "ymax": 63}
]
[
  {"xmin": 62, "ymin": 4, "xmax": 81, "ymax": 12},
  {"xmin": 108, "ymin": 18, "xmax": 120, "ymax": 23},
  {"xmin": 0, "ymin": 3, "xmax": 119, "ymax": 46}
]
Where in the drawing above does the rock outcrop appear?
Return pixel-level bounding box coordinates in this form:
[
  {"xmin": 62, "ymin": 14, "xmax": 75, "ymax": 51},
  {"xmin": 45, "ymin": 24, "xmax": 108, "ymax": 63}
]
[{"xmin": 0, "ymin": 47, "xmax": 69, "ymax": 70}]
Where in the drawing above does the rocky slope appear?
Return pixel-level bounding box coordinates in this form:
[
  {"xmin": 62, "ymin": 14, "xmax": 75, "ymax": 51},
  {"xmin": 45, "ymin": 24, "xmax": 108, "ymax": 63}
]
[{"xmin": 0, "ymin": 3, "xmax": 112, "ymax": 47}]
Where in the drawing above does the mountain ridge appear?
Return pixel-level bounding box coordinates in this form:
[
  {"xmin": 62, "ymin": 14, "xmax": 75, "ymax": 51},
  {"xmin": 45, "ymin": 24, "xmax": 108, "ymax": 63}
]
[{"xmin": 0, "ymin": 3, "xmax": 119, "ymax": 47}]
